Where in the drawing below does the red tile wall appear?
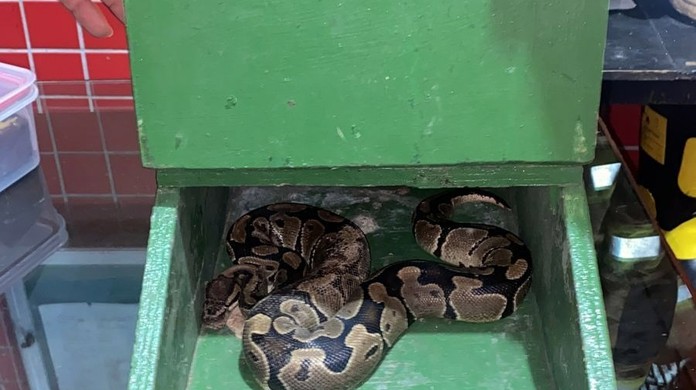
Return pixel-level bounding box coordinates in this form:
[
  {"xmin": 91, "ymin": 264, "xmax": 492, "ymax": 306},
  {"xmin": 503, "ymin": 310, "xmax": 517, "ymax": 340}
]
[
  {"xmin": 1, "ymin": 6, "xmax": 152, "ymax": 383},
  {"xmin": 34, "ymin": 84, "xmax": 155, "ymax": 202},
  {"xmin": 24, "ymin": 2, "xmax": 80, "ymax": 48},
  {"xmin": 0, "ymin": 0, "xmax": 132, "ymax": 111},
  {"xmin": 0, "ymin": 0, "xmax": 149, "ymax": 203},
  {"xmin": 0, "ymin": 3, "xmax": 26, "ymax": 49}
]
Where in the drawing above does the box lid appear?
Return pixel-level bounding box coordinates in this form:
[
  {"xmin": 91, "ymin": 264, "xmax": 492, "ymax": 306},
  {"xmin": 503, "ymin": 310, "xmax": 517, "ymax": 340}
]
[
  {"xmin": 0, "ymin": 62, "xmax": 39, "ymax": 122},
  {"xmin": 126, "ymin": 0, "xmax": 607, "ymax": 170}
]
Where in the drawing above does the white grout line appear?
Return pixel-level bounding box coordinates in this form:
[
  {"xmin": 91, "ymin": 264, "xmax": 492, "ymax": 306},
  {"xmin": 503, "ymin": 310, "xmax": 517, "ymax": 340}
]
[
  {"xmin": 0, "ymin": 48, "xmax": 129, "ymax": 54},
  {"xmin": 36, "ymin": 97, "xmax": 43, "ymax": 115},
  {"xmin": 94, "ymin": 99, "xmax": 119, "ymax": 203},
  {"xmin": 43, "ymin": 108, "xmax": 69, "ymax": 203},
  {"xmin": 17, "ymin": 0, "xmax": 35, "ymax": 72},
  {"xmin": 17, "ymin": 0, "xmax": 42, "ymax": 114},
  {"xmin": 75, "ymin": 23, "xmax": 95, "ymax": 112}
]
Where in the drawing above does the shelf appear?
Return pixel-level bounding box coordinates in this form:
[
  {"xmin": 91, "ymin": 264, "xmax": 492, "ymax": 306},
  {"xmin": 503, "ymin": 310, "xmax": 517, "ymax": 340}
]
[
  {"xmin": 602, "ymin": 0, "xmax": 696, "ymax": 104},
  {"xmin": 604, "ymin": 0, "xmax": 696, "ymax": 80}
]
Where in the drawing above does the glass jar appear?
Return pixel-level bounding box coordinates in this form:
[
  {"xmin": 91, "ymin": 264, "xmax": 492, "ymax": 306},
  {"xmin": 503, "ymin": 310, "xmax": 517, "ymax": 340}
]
[{"xmin": 598, "ymin": 174, "xmax": 679, "ymax": 389}]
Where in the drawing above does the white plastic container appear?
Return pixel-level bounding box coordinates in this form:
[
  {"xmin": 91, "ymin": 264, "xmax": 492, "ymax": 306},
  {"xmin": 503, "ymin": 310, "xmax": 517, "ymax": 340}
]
[
  {"xmin": 0, "ymin": 167, "xmax": 67, "ymax": 293},
  {"xmin": 0, "ymin": 62, "xmax": 40, "ymax": 193}
]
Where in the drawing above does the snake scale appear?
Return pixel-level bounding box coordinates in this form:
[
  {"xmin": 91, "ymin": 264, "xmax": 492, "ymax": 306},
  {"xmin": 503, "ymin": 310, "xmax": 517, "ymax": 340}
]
[{"xmin": 202, "ymin": 188, "xmax": 532, "ymax": 390}]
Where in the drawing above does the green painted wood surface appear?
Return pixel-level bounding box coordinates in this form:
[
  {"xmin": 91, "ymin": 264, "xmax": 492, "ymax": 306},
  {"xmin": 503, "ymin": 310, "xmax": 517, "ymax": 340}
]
[
  {"xmin": 516, "ymin": 185, "xmax": 615, "ymax": 389},
  {"xmin": 190, "ymin": 292, "xmax": 550, "ymax": 389},
  {"xmin": 128, "ymin": 187, "xmax": 230, "ymax": 390},
  {"xmin": 125, "ymin": 0, "xmax": 607, "ymax": 170},
  {"xmin": 128, "ymin": 184, "xmax": 615, "ymax": 389},
  {"xmin": 156, "ymin": 164, "xmax": 583, "ymax": 188}
]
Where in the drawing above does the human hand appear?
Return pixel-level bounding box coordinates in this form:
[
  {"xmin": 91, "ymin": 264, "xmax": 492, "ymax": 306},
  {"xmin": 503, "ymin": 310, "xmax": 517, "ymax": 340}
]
[{"xmin": 59, "ymin": 0, "xmax": 125, "ymax": 38}]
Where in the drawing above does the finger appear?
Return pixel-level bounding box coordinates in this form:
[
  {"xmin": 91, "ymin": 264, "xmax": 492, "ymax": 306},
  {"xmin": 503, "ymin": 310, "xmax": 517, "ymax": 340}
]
[
  {"xmin": 60, "ymin": 0, "xmax": 113, "ymax": 38},
  {"xmin": 101, "ymin": 0, "xmax": 125, "ymax": 23}
]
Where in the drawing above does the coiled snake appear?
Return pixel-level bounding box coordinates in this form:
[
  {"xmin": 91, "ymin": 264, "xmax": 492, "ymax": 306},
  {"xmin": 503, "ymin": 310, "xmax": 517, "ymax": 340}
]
[{"xmin": 202, "ymin": 188, "xmax": 532, "ymax": 390}]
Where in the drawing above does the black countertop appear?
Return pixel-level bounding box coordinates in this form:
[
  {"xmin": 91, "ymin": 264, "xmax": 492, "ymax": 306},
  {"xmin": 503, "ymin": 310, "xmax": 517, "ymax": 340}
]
[{"xmin": 604, "ymin": 0, "xmax": 696, "ymax": 81}]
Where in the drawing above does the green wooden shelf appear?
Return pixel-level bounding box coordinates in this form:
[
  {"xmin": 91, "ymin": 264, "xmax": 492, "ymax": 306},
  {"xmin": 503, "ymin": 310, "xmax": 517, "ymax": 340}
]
[
  {"xmin": 155, "ymin": 164, "xmax": 584, "ymax": 188},
  {"xmin": 128, "ymin": 183, "xmax": 615, "ymax": 390}
]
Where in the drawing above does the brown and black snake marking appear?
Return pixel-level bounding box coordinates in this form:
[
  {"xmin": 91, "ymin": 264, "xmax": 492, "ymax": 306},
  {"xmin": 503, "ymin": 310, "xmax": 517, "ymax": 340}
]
[{"xmin": 202, "ymin": 189, "xmax": 533, "ymax": 390}]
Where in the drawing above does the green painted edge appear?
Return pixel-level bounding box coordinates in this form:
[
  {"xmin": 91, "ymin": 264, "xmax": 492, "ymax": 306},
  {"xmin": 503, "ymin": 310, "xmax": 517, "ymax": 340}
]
[
  {"xmin": 156, "ymin": 164, "xmax": 583, "ymax": 188},
  {"xmin": 561, "ymin": 185, "xmax": 616, "ymax": 390},
  {"xmin": 128, "ymin": 188, "xmax": 180, "ymax": 390}
]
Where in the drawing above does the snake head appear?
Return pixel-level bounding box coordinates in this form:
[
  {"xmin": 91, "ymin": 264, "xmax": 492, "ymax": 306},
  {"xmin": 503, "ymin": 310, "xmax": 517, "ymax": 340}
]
[
  {"xmin": 201, "ymin": 264, "xmax": 269, "ymax": 331},
  {"xmin": 201, "ymin": 274, "xmax": 243, "ymax": 330}
]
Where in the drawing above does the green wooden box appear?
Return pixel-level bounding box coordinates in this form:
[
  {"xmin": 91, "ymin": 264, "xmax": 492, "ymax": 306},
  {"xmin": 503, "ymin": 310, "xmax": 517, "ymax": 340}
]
[
  {"xmin": 127, "ymin": 181, "xmax": 616, "ymax": 390},
  {"xmin": 125, "ymin": 0, "xmax": 608, "ymax": 170}
]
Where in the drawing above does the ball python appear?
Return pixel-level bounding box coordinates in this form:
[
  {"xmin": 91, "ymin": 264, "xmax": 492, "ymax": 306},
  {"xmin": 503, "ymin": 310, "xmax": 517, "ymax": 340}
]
[{"xmin": 202, "ymin": 188, "xmax": 532, "ymax": 390}]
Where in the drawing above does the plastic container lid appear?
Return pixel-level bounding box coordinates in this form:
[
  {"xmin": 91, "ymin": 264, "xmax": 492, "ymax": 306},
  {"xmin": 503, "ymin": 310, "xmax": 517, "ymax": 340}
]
[
  {"xmin": 0, "ymin": 62, "xmax": 38, "ymax": 122},
  {"xmin": 0, "ymin": 168, "xmax": 68, "ymax": 293}
]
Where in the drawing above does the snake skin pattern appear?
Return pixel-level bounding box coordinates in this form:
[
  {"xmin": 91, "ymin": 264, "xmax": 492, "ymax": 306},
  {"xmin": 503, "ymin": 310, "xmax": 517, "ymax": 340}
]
[{"xmin": 202, "ymin": 188, "xmax": 533, "ymax": 390}]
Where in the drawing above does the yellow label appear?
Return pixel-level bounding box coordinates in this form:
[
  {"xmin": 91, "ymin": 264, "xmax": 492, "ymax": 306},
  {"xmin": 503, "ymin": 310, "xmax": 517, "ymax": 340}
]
[
  {"xmin": 678, "ymin": 138, "xmax": 696, "ymax": 198},
  {"xmin": 637, "ymin": 185, "xmax": 657, "ymax": 219},
  {"xmin": 640, "ymin": 106, "xmax": 667, "ymax": 165},
  {"xmin": 665, "ymin": 217, "xmax": 696, "ymax": 260}
]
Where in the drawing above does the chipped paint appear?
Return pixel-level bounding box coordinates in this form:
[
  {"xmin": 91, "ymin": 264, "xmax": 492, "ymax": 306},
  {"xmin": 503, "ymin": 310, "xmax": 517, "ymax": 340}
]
[
  {"xmin": 336, "ymin": 127, "xmax": 346, "ymax": 141},
  {"xmin": 424, "ymin": 117, "xmax": 436, "ymax": 136},
  {"xmin": 574, "ymin": 120, "xmax": 588, "ymax": 155}
]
